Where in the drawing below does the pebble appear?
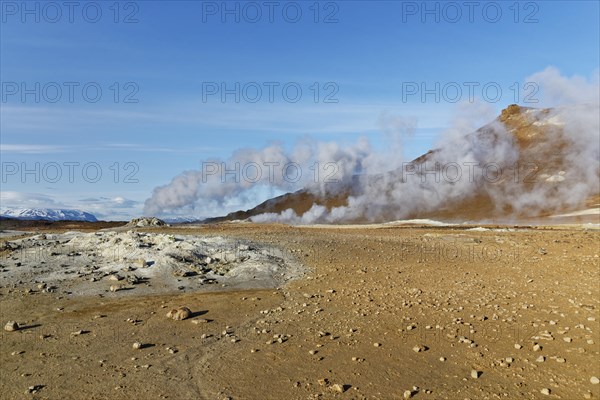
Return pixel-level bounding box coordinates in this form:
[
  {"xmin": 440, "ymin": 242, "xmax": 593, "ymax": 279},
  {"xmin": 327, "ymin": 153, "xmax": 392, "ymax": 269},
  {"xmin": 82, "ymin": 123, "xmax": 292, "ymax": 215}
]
[
  {"xmin": 330, "ymin": 384, "xmax": 346, "ymax": 393},
  {"xmin": 591, "ymin": 376, "xmax": 599, "ymax": 385},
  {"xmin": 403, "ymin": 390, "xmax": 413, "ymax": 399},
  {"xmin": 4, "ymin": 321, "xmax": 19, "ymax": 332},
  {"xmin": 132, "ymin": 342, "xmax": 143, "ymax": 350},
  {"xmin": 563, "ymin": 337, "xmax": 572, "ymax": 343},
  {"xmin": 540, "ymin": 388, "xmax": 550, "ymax": 395},
  {"xmin": 471, "ymin": 370, "xmax": 481, "ymax": 379},
  {"xmin": 439, "ymin": 357, "xmax": 446, "ymax": 362},
  {"xmin": 373, "ymin": 343, "xmax": 381, "ymax": 347},
  {"xmin": 533, "ymin": 344, "xmax": 542, "ymax": 352},
  {"xmin": 318, "ymin": 378, "xmax": 329, "ymax": 386},
  {"xmin": 166, "ymin": 307, "xmax": 192, "ymax": 321},
  {"xmin": 536, "ymin": 356, "xmax": 545, "ymax": 363},
  {"xmin": 514, "ymin": 344, "xmax": 522, "ymax": 349}
]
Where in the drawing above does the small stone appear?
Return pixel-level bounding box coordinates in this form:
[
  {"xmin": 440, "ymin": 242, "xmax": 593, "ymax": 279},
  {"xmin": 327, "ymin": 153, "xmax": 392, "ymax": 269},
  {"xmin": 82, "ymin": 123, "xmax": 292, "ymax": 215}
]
[
  {"xmin": 514, "ymin": 344, "xmax": 522, "ymax": 349},
  {"xmin": 533, "ymin": 344, "xmax": 542, "ymax": 352},
  {"xmin": 505, "ymin": 357, "xmax": 514, "ymax": 363},
  {"xmin": 439, "ymin": 357, "xmax": 446, "ymax": 362},
  {"xmin": 591, "ymin": 376, "xmax": 599, "ymax": 385},
  {"xmin": 412, "ymin": 345, "xmax": 427, "ymax": 353},
  {"xmin": 166, "ymin": 307, "xmax": 192, "ymax": 321},
  {"xmin": 4, "ymin": 321, "xmax": 19, "ymax": 332},
  {"xmin": 540, "ymin": 388, "xmax": 550, "ymax": 395},
  {"xmin": 373, "ymin": 342, "xmax": 381, "ymax": 347},
  {"xmin": 330, "ymin": 384, "xmax": 346, "ymax": 393},
  {"xmin": 536, "ymin": 356, "xmax": 545, "ymax": 362},
  {"xmin": 403, "ymin": 390, "xmax": 413, "ymax": 399},
  {"xmin": 132, "ymin": 342, "xmax": 143, "ymax": 349},
  {"xmin": 471, "ymin": 370, "xmax": 481, "ymax": 379},
  {"xmin": 28, "ymin": 385, "xmax": 43, "ymax": 394},
  {"xmin": 563, "ymin": 337, "xmax": 572, "ymax": 343}
]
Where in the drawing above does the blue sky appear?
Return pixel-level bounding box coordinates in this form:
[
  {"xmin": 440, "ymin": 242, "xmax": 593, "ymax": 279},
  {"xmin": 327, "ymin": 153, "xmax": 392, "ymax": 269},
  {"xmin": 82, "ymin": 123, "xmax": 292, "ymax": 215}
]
[{"xmin": 1, "ymin": 0, "xmax": 599, "ymax": 220}]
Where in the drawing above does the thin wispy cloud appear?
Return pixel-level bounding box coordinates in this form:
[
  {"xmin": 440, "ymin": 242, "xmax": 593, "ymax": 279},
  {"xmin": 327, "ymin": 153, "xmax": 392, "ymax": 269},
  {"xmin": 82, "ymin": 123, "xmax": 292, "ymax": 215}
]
[{"xmin": 0, "ymin": 144, "xmax": 73, "ymax": 154}]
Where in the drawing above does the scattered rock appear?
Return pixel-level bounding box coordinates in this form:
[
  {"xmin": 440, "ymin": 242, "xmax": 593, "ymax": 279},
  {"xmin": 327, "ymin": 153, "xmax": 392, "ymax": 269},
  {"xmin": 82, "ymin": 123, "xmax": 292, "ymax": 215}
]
[
  {"xmin": 471, "ymin": 370, "xmax": 481, "ymax": 379},
  {"xmin": 132, "ymin": 342, "xmax": 143, "ymax": 350},
  {"xmin": 540, "ymin": 388, "xmax": 551, "ymax": 395},
  {"xmin": 4, "ymin": 321, "xmax": 19, "ymax": 332},
  {"xmin": 330, "ymin": 384, "xmax": 347, "ymax": 393},
  {"xmin": 166, "ymin": 307, "xmax": 192, "ymax": 321},
  {"xmin": 412, "ymin": 344, "xmax": 428, "ymax": 352},
  {"xmin": 191, "ymin": 318, "xmax": 211, "ymax": 324},
  {"xmin": 28, "ymin": 385, "xmax": 44, "ymax": 394},
  {"xmin": 591, "ymin": 376, "xmax": 599, "ymax": 385}
]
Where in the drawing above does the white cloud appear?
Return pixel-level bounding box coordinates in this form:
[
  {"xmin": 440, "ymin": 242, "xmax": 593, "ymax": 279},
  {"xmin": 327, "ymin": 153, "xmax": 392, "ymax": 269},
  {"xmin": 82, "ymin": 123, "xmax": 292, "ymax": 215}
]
[{"xmin": 0, "ymin": 144, "xmax": 72, "ymax": 154}]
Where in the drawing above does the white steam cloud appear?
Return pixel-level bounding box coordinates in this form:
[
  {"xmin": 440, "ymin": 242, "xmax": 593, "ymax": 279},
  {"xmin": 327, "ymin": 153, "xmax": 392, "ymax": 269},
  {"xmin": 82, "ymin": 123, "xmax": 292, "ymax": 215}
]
[{"xmin": 144, "ymin": 68, "xmax": 599, "ymax": 224}]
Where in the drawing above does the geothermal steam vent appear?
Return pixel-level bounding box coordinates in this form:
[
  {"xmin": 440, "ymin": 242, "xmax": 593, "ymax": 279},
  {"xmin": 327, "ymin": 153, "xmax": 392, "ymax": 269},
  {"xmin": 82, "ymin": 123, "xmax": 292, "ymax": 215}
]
[{"xmin": 1, "ymin": 230, "xmax": 304, "ymax": 296}]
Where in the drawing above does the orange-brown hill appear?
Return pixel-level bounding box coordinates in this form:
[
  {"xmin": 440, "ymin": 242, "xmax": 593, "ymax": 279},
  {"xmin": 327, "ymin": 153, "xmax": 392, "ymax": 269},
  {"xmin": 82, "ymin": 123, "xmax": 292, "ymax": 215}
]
[{"xmin": 207, "ymin": 105, "xmax": 599, "ymax": 224}]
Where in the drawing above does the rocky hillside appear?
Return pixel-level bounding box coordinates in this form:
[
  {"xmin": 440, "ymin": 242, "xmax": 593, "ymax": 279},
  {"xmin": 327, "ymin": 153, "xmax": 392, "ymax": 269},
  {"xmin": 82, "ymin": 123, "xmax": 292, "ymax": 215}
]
[{"xmin": 206, "ymin": 105, "xmax": 599, "ymax": 224}]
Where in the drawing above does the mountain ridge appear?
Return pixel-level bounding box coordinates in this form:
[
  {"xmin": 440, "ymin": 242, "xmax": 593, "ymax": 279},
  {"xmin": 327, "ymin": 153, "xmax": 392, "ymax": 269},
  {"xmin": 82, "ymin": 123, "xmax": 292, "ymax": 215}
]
[{"xmin": 0, "ymin": 208, "xmax": 98, "ymax": 222}]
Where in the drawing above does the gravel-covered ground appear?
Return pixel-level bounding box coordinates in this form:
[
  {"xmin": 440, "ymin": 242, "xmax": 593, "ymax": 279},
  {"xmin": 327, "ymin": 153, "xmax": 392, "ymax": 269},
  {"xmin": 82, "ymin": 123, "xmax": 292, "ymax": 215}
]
[{"xmin": 0, "ymin": 223, "xmax": 599, "ymax": 399}]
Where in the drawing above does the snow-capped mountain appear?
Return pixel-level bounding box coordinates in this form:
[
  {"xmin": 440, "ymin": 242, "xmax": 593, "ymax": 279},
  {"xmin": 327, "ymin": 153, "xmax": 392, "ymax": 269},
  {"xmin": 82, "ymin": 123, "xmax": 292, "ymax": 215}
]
[{"xmin": 0, "ymin": 208, "xmax": 98, "ymax": 222}]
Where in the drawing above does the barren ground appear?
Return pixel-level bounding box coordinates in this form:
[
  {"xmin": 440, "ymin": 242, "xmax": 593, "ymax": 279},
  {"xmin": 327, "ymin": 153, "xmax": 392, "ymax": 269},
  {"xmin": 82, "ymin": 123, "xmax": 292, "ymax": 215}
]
[{"xmin": 1, "ymin": 223, "xmax": 599, "ymax": 399}]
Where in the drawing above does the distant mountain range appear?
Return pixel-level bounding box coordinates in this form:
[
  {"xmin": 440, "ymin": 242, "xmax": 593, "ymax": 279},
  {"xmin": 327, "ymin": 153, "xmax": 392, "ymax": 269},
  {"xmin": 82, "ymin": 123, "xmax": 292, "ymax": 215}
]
[
  {"xmin": 0, "ymin": 208, "xmax": 98, "ymax": 222},
  {"xmin": 162, "ymin": 216, "xmax": 200, "ymax": 224}
]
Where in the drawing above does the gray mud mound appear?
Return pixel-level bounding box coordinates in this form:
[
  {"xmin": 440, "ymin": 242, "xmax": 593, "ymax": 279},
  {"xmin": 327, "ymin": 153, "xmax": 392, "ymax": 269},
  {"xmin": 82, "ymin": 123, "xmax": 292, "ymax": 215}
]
[
  {"xmin": 0, "ymin": 231, "xmax": 304, "ymax": 297},
  {"xmin": 125, "ymin": 217, "xmax": 168, "ymax": 227}
]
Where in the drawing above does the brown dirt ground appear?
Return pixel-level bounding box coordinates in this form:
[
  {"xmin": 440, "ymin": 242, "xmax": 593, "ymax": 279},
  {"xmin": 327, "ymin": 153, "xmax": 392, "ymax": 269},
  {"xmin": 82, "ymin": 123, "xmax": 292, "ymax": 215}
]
[{"xmin": 1, "ymin": 223, "xmax": 599, "ymax": 399}]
